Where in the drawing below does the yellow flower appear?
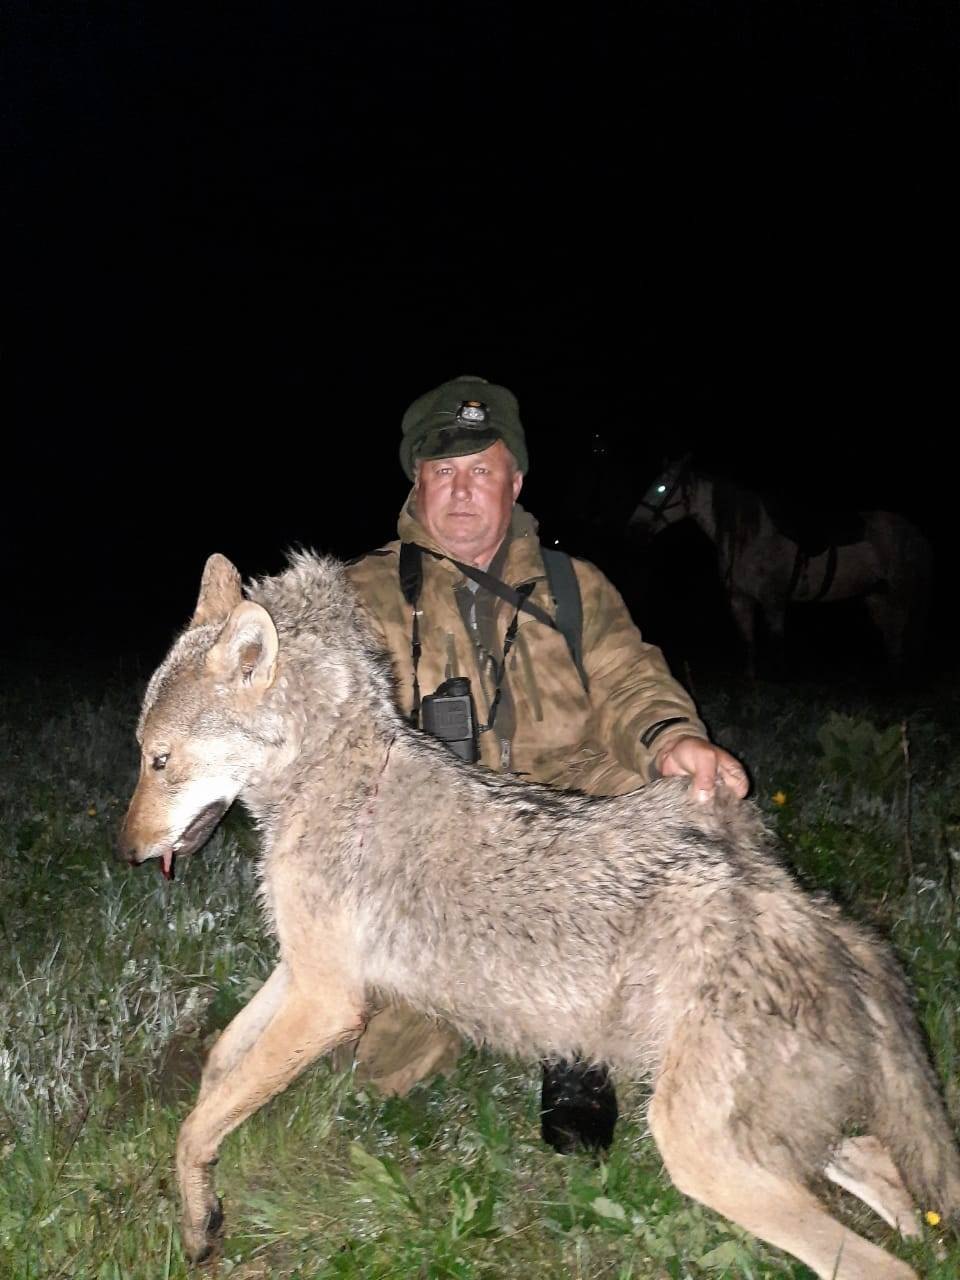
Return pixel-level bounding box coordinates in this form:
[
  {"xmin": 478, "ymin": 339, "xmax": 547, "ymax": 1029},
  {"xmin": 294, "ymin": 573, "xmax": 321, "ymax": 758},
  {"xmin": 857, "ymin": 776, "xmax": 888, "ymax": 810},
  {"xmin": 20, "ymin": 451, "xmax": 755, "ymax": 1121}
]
[
  {"xmin": 925, "ymin": 1210, "xmax": 941, "ymax": 1227},
  {"xmin": 87, "ymin": 805, "xmax": 97, "ymax": 817},
  {"xmin": 771, "ymin": 791, "xmax": 787, "ymax": 806}
]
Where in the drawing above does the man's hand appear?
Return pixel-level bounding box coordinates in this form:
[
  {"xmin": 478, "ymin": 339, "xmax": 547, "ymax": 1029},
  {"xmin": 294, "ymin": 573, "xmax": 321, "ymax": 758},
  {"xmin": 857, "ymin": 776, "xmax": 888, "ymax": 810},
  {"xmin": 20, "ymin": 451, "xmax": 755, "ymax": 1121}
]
[{"xmin": 655, "ymin": 735, "xmax": 750, "ymax": 803}]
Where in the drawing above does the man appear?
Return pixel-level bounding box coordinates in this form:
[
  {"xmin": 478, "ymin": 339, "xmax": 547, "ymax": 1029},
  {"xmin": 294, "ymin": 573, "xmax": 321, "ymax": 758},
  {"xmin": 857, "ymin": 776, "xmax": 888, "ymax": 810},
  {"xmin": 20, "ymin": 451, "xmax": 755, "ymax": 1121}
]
[{"xmin": 345, "ymin": 375, "xmax": 749, "ymax": 1150}]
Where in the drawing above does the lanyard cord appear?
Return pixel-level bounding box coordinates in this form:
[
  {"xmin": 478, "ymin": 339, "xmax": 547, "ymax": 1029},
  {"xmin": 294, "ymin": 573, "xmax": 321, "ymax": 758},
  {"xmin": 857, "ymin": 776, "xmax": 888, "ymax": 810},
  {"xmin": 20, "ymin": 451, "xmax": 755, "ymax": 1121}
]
[
  {"xmin": 481, "ymin": 581, "xmax": 533, "ymax": 734},
  {"xmin": 401, "ymin": 541, "xmax": 541, "ymax": 734},
  {"xmin": 408, "ymin": 604, "xmax": 424, "ymax": 727},
  {"xmin": 406, "ymin": 578, "xmax": 533, "ymax": 734}
]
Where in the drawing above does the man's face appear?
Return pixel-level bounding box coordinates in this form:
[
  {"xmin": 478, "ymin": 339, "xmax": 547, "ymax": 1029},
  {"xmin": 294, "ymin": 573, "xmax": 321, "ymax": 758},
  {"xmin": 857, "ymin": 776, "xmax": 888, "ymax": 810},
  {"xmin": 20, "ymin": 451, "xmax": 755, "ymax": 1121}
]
[{"xmin": 414, "ymin": 439, "xmax": 523, "ymax": 566}]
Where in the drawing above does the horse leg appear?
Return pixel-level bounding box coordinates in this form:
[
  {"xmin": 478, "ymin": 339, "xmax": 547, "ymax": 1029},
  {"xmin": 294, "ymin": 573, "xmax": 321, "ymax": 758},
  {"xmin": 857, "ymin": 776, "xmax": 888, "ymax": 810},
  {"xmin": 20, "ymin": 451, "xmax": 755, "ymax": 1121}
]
[
  {"xmin": 863, "ymin": 512, "xmax": 933, "ymax": 664},
  {"xmin": 759, "ymin": 594, "xmax": 788, "ymax": 676},
  {"xmin": 729, "ymin": 590, "xmax": 758, "ymax": 676},
  {"xmin": 864, "ymin": 593, "xmax": 904, "ymax": 666}
]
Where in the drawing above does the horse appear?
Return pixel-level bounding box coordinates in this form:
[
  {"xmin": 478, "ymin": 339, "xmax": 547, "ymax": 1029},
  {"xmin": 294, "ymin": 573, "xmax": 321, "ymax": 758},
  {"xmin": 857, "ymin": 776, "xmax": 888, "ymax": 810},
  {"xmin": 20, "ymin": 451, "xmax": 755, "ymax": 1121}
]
[{"xmin": 628, "ymin": 459, "xmax": 933, "ymax": 676}]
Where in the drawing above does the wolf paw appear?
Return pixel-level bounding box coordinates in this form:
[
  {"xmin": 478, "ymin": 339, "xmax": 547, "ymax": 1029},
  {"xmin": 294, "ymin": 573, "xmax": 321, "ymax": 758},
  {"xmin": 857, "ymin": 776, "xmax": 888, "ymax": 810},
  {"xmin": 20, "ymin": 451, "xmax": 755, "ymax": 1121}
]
[{"xmin": 184, "ymin": 1196, "xmax": 225, "ymax": 1265}]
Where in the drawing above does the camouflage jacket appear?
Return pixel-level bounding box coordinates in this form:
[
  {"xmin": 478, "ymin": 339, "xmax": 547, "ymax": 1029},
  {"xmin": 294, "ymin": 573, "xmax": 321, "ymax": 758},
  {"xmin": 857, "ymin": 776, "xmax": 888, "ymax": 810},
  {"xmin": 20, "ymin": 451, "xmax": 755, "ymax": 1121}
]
[{"xmin": 346, "ymin": 500, "xmax": 708, "ymax": 796}]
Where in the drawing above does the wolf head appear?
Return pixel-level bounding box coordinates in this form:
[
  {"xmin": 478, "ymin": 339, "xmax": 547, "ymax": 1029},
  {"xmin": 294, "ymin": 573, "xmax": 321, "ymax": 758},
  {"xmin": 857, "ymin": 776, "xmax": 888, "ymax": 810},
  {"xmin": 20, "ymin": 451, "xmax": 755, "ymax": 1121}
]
[{"xmin": 118, "ymin": 554, "xmax": 285, "ymax": 879}]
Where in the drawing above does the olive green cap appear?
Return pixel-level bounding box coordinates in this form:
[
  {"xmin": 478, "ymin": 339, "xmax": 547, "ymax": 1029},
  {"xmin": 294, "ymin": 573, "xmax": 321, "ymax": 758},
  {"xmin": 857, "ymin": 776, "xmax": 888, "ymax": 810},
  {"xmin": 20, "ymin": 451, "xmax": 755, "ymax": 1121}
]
[{"xmin": 399, "ymin": 375, "xmax": 529, "ymax": 480}]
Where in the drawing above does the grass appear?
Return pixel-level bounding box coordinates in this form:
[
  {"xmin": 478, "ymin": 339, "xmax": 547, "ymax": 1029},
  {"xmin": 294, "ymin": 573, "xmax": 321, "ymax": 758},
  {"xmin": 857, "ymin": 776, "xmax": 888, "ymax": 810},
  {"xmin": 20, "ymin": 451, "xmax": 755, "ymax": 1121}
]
[{"xmin": 1, "ymin": 668, "xmax": 958, "ymax": 1278}]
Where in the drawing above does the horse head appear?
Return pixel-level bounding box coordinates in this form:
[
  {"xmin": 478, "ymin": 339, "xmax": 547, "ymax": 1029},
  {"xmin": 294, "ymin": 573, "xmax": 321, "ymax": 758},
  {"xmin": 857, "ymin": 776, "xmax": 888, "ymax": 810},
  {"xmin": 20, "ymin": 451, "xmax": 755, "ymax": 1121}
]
[{"xmin": 629, "ymin": 454, "xmax": 694, "ymax": 536}]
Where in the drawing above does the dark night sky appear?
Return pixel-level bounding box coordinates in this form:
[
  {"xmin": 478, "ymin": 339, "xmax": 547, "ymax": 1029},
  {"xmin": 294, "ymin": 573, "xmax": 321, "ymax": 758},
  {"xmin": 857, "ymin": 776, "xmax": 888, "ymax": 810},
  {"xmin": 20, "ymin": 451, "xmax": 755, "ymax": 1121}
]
[{"xmin": 5, "ymin": 2, "xmax": 958, "ymax": 676}]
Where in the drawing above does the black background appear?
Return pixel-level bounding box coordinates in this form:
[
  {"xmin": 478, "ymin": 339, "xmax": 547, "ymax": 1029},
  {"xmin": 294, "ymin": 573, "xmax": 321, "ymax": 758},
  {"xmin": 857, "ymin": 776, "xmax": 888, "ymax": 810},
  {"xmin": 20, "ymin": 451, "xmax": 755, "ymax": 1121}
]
[{"xmin": 6, "ymin": 2, "xmax": 958, "ymax": 679}]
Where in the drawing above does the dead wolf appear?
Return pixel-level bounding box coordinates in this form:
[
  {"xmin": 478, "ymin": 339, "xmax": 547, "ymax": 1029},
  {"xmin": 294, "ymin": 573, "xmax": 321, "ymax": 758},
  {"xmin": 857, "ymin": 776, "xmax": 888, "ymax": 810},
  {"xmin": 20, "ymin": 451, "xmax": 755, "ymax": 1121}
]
[{"xmin": 119, "ymin": 551, "xmax": 960, "ymax": 1278}]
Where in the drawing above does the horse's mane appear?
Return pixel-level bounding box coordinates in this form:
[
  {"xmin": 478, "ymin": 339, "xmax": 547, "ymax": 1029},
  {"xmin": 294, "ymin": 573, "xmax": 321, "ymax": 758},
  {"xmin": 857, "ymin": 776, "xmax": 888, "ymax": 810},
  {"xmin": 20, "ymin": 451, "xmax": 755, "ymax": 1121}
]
[{"xmin": 708, "ymin": 475, "xmax": 764, "ymax": 568}]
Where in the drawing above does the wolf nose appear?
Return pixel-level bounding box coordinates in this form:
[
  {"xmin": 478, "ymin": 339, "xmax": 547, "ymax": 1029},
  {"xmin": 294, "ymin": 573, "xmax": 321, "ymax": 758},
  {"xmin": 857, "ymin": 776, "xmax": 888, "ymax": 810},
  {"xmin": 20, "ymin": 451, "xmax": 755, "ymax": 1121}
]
[{"xmin": 115, "ymin": 832, "xmax": 140, "ymax": 866}]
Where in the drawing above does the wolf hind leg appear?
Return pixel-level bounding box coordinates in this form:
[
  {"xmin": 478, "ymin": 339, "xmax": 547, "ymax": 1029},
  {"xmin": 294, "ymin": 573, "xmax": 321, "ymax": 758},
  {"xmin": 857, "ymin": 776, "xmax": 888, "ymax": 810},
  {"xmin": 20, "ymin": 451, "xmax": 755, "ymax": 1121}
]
[
  {"xmin": 647, "ymin": 1028, "xmax": 918, "ymax": 1280},
  {"xmin": 177, "ymin": 976, "xmax": 364, "ymax": 1263},
  {"xmin": 649, "ymin": 1100, "xmax": 917, "ymax": 1279},
  {"xmin": 825, "ymin": 1136, "xmax": 921, "ymax": 1238}
]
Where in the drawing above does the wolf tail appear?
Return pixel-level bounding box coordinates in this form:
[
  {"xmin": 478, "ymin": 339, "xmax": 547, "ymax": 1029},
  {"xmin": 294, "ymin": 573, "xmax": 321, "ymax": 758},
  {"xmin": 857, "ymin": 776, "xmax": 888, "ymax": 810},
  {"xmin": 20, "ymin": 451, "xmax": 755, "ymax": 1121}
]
[{"xmin": 862, "ymin": 941, "xmax": 960, "ymax": 1224}]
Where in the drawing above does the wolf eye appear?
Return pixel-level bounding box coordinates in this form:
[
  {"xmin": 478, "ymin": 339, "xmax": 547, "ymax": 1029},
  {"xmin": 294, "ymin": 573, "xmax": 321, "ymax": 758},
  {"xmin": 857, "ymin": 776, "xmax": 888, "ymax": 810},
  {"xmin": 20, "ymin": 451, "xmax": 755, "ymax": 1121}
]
[{"xmin": 152, "ymin": 754, "xmax": 169, "ymax": 771}]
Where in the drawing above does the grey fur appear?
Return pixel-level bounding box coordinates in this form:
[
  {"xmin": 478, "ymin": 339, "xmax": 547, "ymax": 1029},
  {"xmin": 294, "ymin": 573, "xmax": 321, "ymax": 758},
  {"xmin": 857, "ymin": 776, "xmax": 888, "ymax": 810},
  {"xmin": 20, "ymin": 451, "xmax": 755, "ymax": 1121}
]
[{"xmin": 121, "ymin": 551, "xmax": 960, "ymax": 1278}]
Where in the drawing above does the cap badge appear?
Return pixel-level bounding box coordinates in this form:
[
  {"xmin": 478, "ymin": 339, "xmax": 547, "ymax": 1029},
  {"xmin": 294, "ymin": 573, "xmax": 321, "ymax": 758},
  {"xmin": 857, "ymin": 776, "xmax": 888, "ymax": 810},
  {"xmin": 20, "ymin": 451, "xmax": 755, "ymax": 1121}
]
[{"xmin": 456, "ymin": 400, "xmax": 489, "ymax": 426}]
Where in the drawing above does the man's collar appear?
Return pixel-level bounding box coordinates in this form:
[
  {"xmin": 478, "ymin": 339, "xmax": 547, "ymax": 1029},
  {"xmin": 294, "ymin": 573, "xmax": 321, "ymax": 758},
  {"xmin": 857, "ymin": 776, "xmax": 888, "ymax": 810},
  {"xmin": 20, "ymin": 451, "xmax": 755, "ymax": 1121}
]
[{"xmin": 397, "ymin": 499, "xmax": 544, "ymax": 580}]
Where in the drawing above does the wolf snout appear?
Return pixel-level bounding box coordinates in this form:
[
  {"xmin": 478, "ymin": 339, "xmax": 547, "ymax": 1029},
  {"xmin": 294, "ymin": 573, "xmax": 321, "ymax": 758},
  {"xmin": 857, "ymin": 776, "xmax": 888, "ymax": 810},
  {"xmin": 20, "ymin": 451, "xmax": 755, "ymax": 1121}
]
[
  {"xmin": 115, "ymin": 826, "xmax": 146, "ymax": 867},
  {"xmin": 116, "ymin": 808, "xmax": 165, "ymax": 869},
  {"xmin": 115, "ymin": 814, "xmax": 136, "ymax": 864}
]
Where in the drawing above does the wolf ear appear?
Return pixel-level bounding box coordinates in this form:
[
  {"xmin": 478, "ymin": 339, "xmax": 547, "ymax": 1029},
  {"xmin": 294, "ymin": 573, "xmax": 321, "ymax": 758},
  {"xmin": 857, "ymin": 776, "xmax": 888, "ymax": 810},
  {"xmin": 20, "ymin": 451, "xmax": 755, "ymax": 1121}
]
[
  {"xmin": 206, "ymin": 601, "xmax": 279, "ymax": 690},
  {"xmin": 192, "ymin": 554, "xmax": 244, "ymax": 627}
]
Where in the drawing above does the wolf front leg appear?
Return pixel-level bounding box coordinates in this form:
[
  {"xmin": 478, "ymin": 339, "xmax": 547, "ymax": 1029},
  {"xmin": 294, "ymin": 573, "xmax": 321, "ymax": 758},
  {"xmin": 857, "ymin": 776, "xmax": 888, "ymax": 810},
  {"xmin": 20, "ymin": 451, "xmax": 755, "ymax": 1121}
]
[
  {"xmin": 177, "ymin": 974, "xmax": 364, "ymax": 1263},
  {"xmin": 197, "ymin": 963, "xmax": 292, "ymax": 1103}
]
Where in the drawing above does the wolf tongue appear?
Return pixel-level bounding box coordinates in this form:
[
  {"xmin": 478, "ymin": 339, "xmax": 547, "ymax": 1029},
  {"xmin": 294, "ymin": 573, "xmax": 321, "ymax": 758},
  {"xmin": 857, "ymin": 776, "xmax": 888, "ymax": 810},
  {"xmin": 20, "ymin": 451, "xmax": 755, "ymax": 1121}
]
[{"xmin": 161, "ymin": 850, "xmax": 175, "ymax": 881}]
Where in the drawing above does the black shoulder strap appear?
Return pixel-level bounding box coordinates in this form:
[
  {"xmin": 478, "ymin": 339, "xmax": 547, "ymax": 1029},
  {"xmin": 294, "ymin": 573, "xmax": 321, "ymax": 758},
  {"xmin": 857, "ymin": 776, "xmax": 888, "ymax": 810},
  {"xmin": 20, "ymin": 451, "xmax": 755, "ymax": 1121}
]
[
  {"xmin": 398, "ymin": 541, "xmax": 423, "ymax": 606},
  {"xmin": 542, "ymin": 547, "xmax": 589, "ymax": 692},
  {"xmin": 402, "ymin": 542, "xmax": 557, "ymax": 627},
  {"xmin": 397, "ymin": 543, "xmax": 425, "ymax": 725}
]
